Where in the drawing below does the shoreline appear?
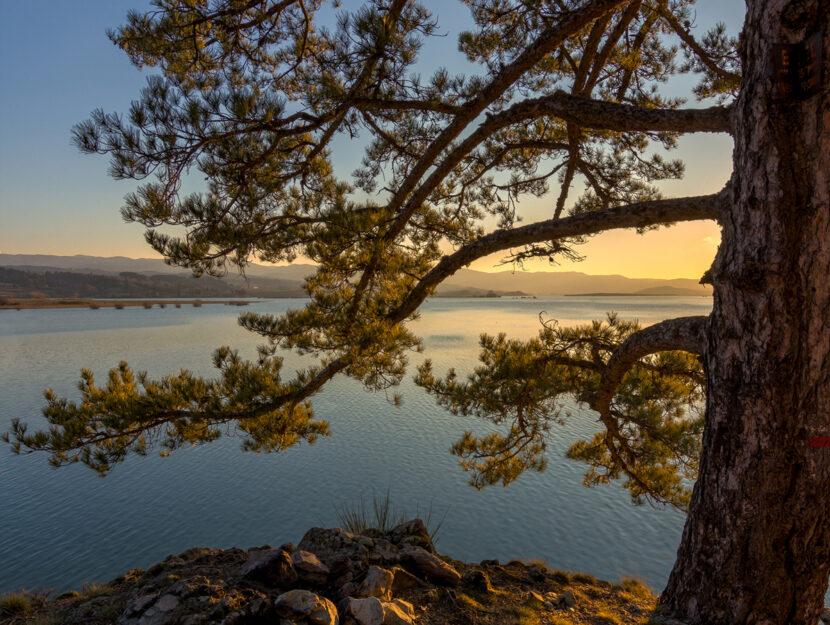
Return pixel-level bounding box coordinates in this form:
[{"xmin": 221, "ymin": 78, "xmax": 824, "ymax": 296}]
[
  {"xmin": 0, "ymin": 298, "xmax": 254, "ymax": 310},
  {"xmin": 0, "ymin": 520, "xmax": 672, "ymax": 625}
]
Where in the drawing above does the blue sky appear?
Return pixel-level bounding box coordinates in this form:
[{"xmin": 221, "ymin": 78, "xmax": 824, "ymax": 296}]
[{"xmin": 0, "ymin": 1, "xmax": 744, "ymax": 278}]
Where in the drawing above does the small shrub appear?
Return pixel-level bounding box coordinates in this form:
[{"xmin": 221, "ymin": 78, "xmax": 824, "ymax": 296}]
[
  {"xmin": 571, "ymin": 572, "xmax": 598, "ymax": 585},
  {"xmin": 549, "ymin": 569, "xmax": 571, "ymax": 585},
  {"xmin": 81, "ymin": 583, "xmax": 112, "ymax": 598},
  {"xmin": 114, "ymin": 304, "xmax": 124, "ymax": 310},
  {"xmin": 175, "ymin": 303, "xmax": 181, "ymax": 308},
  {"xmin": 56, "ymin": 590, "xmax": 80, "ymax": 600},
  {"xmin": 192, "ymin": 301, "xmax": 202, "ymax": 307},
  {"xmin": 158, "ymin": 303, "xmax": 166, "ymax": 309},
  {"xmin": 143, "ymin": 302, "xmax": 153, "ymax": 309},
  {"xmin": 618, "ymin": 576, "xmax": 652, "ymax": 598},
  {"xmin": 0, "ymin": 591, "xmax": 31, "ymax": 617},
  {"xmin": 88, "ymin": 303, "xmax": 100, "ymax": 310}
]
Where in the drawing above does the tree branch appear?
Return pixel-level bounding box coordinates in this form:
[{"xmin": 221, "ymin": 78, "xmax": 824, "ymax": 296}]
[
  {"xmin": 589, "ymin": 315, "xmax": 709, "ymax": 417},
  {"xmin": 394, "ymin": 189, "xmax": 724, "ymax": 319}
]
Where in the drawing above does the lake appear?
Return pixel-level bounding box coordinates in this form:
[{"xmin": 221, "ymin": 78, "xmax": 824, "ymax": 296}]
[{"xmin": 1, "ymin": 296, "xmax": 713, "ymax": 594}]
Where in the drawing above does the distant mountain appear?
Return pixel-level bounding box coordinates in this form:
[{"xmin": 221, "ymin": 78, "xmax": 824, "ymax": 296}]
[
  {"xmin": 0, "ymin": 266, "xmax": 306, "ymax": 300},
  {"xmin": 567, "ymin": 286, "xmax": 711, "ymax": 297},
  {"xmin": 441, "ymin": 267, "xmax": 712, "ymax": 296},
  {"xmin": 0, "ymin": 254, "xmax": 712, "ymax": 296}
]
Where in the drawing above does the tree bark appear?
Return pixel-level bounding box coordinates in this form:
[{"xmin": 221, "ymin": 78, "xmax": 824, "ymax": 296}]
[{"xmin": 660, "ymin": 1, "xmax": 830, "ymax": 623}]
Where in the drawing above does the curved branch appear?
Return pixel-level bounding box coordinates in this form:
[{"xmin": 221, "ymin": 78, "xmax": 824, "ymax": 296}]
[
  {"xmin": 589, "ymin": 315, "xmax": 708, "ymax": 416},
  {"xmin": 395, "ymin": 189, "xmax": 725, "ymax": 319}
]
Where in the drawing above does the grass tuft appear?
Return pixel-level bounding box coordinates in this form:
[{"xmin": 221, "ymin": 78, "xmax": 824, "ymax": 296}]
[
  {"xmin": 81, "ymin": 582, "xmax": 112, "ymax": 598},
  {"xmin": 571, "ymin": 572, "xmax": 598, "ymax": 585},
  {"xmin": 0, "ymin": 591, "xmax": 31, "ymax": 617},
  {"xmin": 336, "ymin": 487, "xmax": 446, "ymax": 545}
]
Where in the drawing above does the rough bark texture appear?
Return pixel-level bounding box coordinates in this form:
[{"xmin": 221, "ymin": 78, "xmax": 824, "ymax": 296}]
[{"xmin": 661, "ymin": 1, "xmax": 830, "ymax": 623}]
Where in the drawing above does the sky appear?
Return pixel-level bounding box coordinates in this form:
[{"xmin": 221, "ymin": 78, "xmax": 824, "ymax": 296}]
[{"xmin": 0, "ymin": 1, "xmax": 744, "ymax": 279}]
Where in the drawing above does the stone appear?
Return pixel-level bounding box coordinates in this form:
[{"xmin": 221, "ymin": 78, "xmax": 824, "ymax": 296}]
[
  {"xmin": 274, "ymin": 589, "xmax": 321, "ymax": 620},
  {"xmin": 528, "ymin": 564, "xmax": 546, "ymax": 580},
  {"xmin": 380, "ymin": 600, "xmax": 414, "ymax": 625},
  {"xmin": 292, "ymin": 549, "xmax": 331, "ymax": 585},
  {"xmin": 345, "ymin": 597, "xmax": 384, "ymax": 625},
  {"xmin": 461, "ymin": 568, "xmax": 493, "ymax": 593},
  {"xmin": 124, "ymin": 594, "xmax": 158, "ymax": 617},
  {"xmin": 388, "ymin": 519, "xmax": 434, "ymax": 553},
  {"xmin": 390, "ymin": 600, "xmax": 414, "ymax": 618},
  {"xmin": 154, "ymin": 595, "xmax": 180, "ymax": 612},
  {"xmin": 558, "ymin": 590, "xmax": 576, "ymax": 608},
  {"xmin": 240, "ymin": 549, "xmax": 298, "ymax": 586},
  {"xmin": 390, "ymin": 567, "xmax": 428, "ymax": 594},
  {"xmin": 358, "ymin": 566, "xmax": 394, "ymax": 601},
  {"xmin": 368, "ymin": 538, "xmax": 401, "ymax": 564},
  {"xmin": 400, "ymin": 546, "xmax": 460, "ymax": 587},
  {"xmin": 298, "ymin": 528, "xmax": 371, "ymax": 576},
  {"xmin": 279, "ymin": 542, "xmax": 297, "ymax": 553},
  {"xmin": 308, "ymin": 596, "xmax": 339, "ymax": 625}
]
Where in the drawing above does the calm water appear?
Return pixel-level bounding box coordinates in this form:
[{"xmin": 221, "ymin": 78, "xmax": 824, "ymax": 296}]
[{"xmin": 1, "ymin": 296, "xmax": 714, "ymax": 594}]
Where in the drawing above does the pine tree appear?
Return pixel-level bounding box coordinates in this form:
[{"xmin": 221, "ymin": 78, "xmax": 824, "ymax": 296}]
[{"xmin": 4, "ymin": 1, "xmax": 828, "ymax": 622}]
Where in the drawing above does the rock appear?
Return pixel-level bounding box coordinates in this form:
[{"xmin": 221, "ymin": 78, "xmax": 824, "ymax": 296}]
[
  {"xmin": 388, "ymin": 519, "xmax": 434, "ymax": 553},
  {"xmin": 154, "ymin": 595, "xmax": 180, "ymax": 612},
  {"xmin": 382, "ymin": 599, "xmax": 415, "ymax": 624},
  {"xmin": 128, "ymin": 594, "xmax": 181, "ymax": 625},
  {"xmin": 279, "ymin": 542, "xmax": 297, "ymax": 553},
  {"xmin": 308, "ymin": 597, "xmax": 339, "ymax": 625},
  {"xmin": 461, "ymin": 568, "xmax": 493, "ymax": 593},
  {"xmin": 557, "ymin": 589, "xmax": 576, "ymax": 608},
  {"xmin": 292, "ymin": 550, "xmax": 331, "ymax": 585},
  {"xmin": 358, "ymin": 566, "xmax": 394, "ymax": 601},
  {"xmin": 124, "ymin": 594, "xmax": 158, "ymax": 618},
  {"xmin": 380, "ymin": 600, "xmax": 414, "ymax": 625},
  {"xmin": 298, "ymin": 528, "xmax": 372, "ymax": 576},
  {"xmin": 274, "ymin": 589, "xmax": 321, "ymax": 619},
  {"xmin": 390, "ymin": 567, "xmax": 428, "ymax": 594},
  {"xmin": 400, "ymin": 546, "xmax": 460, "ymax": 587},
  {"xmin": 368, "ymin": 538, "xmax": 401, "ymax": 565},
  {"xmin": 345, "ymin": 597, "xmax": 385, "ymax": 625},
  {"xmin": 389, "ymin": 599, "xmax": 414, "ymax": 618},
  {"xmin": 528, "ymin": 564, "xmax": 546, "ymax": 581},
  {"xmin": 822, "ymin": 607, "xmax": 830, "ymax": 624},
  {"xmin": 479, "ymin": 559, "xmax": 500, "ymax": 567},
  {"xmin": 240, "ymin": 549, "xmax": 298, "ymax": 586}
]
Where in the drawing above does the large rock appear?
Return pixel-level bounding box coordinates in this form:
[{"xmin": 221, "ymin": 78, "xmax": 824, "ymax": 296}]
[
  {"xmin": 344, "ymin": 597, "xmax": 385, "ymax": 625},
  {"xmin": 357, "ymin": 566, "xmax": 394, "ymax": 601},
  {"xmin": 388, "ymin": 519, "xmax": 434, "ymax": 553},
  {"xmin": 400, "ymin": 546, "xmax": 460, "ymax": 587},
  {"xmin": 274, "ymin": 589, "xmax": 317, "ymax": 618},
  {"xmin": 308, "ymin": 597, "xmax": 339, "ymax": 625},
  {"xmin": 274, "ymin": 589, "xmax": 338, "ymax": 624},
  {"xmin": 291, "ymin": 550, "xmax": 330, "ymax": 585},
  {"xmin": 390, "ymin": 567, "xmax": 428, "ymax": 594},
  {"xmin": 368, "ymin": 538, "xmax": 401, "ymax": 565},
  {"xmin": 381, "ymin": 599, "xmax": 415, "ymax": 625},
  {"xmin": 297, "ymin": 528, "xmax": 372, "ymax": 576},
  {"xmin": 462, "ymin": 568, "xmax": 493, "ymax": 593},
  {"xmin": 239, "ymin": 549, "xmax": 298, "ymax": 586}
]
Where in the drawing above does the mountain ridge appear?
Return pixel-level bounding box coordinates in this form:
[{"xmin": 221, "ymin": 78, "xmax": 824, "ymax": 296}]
[{"xmin": 0, "ymin": 254, "xmax": 712, "ymax": 296}]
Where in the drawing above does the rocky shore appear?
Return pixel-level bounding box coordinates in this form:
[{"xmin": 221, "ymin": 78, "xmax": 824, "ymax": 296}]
[{"xmin": 3, "ymin": 520, "xmax": 829, "ymax": 625}]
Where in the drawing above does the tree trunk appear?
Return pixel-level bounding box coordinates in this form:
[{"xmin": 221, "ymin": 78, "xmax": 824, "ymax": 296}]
[{"xmin": 660, "ymin": 1, "xmax": 830, "ymax": 623}]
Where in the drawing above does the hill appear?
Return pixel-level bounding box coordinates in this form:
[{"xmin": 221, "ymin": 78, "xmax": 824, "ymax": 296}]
[{"xmin": 0, "ymin": 254, "xmax": 712, "ymax": 297}]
